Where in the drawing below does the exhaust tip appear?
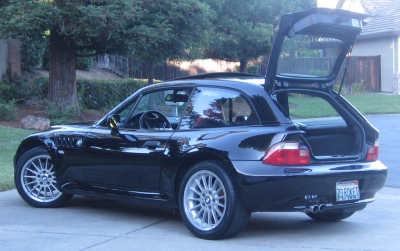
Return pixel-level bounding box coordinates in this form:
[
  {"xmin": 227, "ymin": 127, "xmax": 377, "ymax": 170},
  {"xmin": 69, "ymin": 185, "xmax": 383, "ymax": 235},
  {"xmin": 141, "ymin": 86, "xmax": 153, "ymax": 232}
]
[
  {"xmin": 319, "ymin": 204, "xmax": 327, "ymax": 212},
  {"xmin": 309, "ymin": 205, "xmax": 319, "ymax": 213}
]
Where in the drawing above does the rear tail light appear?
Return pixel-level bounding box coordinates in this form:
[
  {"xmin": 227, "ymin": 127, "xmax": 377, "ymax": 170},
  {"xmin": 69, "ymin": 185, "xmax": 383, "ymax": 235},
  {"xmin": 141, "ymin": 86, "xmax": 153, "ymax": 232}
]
[
  {"xmin": 263, "ymin": 142, "xmax": 310, "ymax": 166},
  {"xmin": 366, "ymin": 139, "xmax": 379, "ymax": 162}
]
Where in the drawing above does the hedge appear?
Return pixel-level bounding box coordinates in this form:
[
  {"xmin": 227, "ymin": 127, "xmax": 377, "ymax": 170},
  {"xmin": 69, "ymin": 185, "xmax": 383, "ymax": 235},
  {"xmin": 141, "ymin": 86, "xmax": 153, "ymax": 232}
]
[{"xmin": 33, "ymin": 77, "xmax": 149, "ymax": 110}]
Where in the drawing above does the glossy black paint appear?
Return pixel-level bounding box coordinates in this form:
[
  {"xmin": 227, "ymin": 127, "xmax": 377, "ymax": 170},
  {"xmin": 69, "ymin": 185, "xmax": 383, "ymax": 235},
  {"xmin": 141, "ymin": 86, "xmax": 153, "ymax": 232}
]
[
  {"xmin": 14, "ymin": 8, "xmax": 387, "ymax": 215},
  {"xmin": 14, "ymin": 79, "xmax": 387, "ymax": 213}
]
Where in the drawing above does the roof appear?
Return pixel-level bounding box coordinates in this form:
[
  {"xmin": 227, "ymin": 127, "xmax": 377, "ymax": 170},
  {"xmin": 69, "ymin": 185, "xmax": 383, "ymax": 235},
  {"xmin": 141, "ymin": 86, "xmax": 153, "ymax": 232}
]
[{"xmin": 358, "ymin": 0, "xmax": 400, "ymax": 39}]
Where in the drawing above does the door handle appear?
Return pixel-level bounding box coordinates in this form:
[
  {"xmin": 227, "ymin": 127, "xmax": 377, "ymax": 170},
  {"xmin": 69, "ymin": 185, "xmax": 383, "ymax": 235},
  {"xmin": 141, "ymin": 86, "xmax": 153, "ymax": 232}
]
[{"xmin": 144, "ymin": 141, "xmax": 161, "ymax": 149}]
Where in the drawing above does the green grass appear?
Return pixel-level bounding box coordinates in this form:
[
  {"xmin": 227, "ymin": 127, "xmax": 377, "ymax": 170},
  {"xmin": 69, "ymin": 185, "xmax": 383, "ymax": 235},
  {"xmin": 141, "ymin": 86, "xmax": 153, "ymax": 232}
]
[
  {"xmin": 0, "ymin": 127, "xmax": 34, "ymax": 191},
  {"xmin": 345, "ymin": 94, "xmax": 400, "ymax": 115},
  {"xmin": 289, "ymin": 93, "xmax": 400, "ymax": 118}
]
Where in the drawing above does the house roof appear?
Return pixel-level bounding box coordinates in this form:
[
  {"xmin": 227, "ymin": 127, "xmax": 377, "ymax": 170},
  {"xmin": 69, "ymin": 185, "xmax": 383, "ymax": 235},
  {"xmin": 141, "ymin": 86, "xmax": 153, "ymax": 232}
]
[{"xmin": 359, "ymin": 0, "xmax": 400, "ymax": 39}]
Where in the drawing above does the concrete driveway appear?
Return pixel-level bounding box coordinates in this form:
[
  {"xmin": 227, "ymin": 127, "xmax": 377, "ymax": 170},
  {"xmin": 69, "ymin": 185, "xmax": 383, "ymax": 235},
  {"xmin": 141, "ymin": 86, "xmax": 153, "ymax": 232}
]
[{"xmin": 1, "ymin": 187, "xmax": 399, "ymax": 251}]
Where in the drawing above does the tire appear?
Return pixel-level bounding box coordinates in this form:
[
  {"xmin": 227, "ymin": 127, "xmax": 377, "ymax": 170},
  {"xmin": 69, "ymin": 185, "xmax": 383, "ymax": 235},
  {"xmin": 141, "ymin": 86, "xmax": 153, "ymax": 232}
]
[
  {"xmin": 179, "ymin": 161, "xmax": 251, "ymax": 240},
  {"xmin": 15, "ymin": 147, "xmax": 73, "ymax": 208},
  {"xmin": 306, "ymin": 211, "xmax": 355, "ymax": 222}
]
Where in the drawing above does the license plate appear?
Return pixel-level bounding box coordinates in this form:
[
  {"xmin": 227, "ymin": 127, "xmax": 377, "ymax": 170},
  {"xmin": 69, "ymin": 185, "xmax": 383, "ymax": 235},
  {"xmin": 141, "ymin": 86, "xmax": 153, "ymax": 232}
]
[{"xmin": 336, "ymin": 180, "xmax": 360, "ymax": 201}]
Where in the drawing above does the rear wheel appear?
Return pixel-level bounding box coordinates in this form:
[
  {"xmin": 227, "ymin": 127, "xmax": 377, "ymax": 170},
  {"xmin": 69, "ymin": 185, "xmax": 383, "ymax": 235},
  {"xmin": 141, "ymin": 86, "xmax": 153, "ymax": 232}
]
[
  {"xmin": 15, "ymin": 147, "xmax": 73, "ymax": 208},
  {"xmin": 306, "ymin": 211, "xmax": 355, "ymax": 222},
  {"xmin": 179, "ymin": 161, "xmax": 250, "ymax": 240}
]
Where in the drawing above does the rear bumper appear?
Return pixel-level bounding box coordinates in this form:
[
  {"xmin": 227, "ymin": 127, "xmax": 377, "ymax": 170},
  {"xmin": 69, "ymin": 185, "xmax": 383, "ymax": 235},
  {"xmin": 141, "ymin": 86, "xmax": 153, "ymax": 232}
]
[{"xmin": 232, "ymin": 160, "xmax": 388, "ymax": 212}]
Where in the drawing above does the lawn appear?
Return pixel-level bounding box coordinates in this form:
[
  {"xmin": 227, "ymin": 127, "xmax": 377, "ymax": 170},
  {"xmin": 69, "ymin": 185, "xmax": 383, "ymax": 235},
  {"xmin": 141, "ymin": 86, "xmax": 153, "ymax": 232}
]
[
  {"xmin": 289, "ymin": 93, "xmax": 400, "ymax": 118},
  {"xmin": 0, "ymin": 127, "xmax": 34, "ymax": 191},
  {"xmin": 0, "ymin": 93, "xmax": 399, "ymax": 191},
  {"xmin": 346, "ymin": 94, "xmax": 400, "ymax": 115}
]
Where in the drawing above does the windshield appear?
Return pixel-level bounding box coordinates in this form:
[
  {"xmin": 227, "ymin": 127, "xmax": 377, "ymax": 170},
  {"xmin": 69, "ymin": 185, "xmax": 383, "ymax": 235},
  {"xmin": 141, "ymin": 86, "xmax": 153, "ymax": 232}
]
[{"xmin": 277, "ymin": 35, "xmax": 345, "ymax": 77}]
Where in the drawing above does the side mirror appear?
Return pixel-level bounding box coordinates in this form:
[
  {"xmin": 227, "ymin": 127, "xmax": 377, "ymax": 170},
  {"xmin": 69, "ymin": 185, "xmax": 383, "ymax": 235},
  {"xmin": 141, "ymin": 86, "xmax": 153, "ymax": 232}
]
[{"xmin": 107, "ymin": 115, "xmax": 121, "ymax": 129}]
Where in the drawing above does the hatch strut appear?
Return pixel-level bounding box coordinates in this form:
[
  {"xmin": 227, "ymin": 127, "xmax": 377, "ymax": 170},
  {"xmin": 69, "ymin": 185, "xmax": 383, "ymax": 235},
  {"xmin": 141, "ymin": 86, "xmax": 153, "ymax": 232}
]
[{"xmin": 338, "ymin": 45, "xmax": 353, "ymax": 96}]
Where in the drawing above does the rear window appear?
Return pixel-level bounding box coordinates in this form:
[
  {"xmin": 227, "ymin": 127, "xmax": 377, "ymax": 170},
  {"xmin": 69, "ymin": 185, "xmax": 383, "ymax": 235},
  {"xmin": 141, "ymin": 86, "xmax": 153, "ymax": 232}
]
[
  {"xmin": 277, "ymin": 35, "xmax": 345, "ymax": 77},
  {"xmin": 286, "ymin": 92, "xmax": 346, "ymax": 126}
]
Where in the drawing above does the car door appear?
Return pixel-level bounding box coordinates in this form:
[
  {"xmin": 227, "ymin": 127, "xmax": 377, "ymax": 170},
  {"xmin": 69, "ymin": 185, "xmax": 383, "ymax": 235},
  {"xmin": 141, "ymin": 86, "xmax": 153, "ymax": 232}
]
[{"xmin": 78, "ymin": 87, "xmax": 192, "ymax": 194}]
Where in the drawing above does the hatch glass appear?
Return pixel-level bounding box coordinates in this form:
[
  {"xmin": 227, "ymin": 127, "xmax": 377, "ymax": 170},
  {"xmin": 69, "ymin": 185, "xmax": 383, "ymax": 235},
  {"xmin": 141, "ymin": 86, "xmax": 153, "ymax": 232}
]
[{"xmin": 277, "ymin": 35, "xmax": 345, "ymax": 78}]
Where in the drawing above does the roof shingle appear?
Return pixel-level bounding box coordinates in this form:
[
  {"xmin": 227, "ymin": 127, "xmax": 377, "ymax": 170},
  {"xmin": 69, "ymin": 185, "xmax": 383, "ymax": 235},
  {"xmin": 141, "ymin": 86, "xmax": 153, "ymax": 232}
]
[{"xmin": 360, "ymin": 0, "xmax": 400, "ymax": 38}]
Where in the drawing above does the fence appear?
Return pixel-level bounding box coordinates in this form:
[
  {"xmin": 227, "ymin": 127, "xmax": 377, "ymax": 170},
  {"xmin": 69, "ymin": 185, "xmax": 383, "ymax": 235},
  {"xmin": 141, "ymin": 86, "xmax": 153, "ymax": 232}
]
[
  {"xmin": 94, "ymin": 54, "xmax": 240, "ymax": 80},
  {"xmin": 94, "ymin": 54, "xmax": 381, "ymax": 92}
]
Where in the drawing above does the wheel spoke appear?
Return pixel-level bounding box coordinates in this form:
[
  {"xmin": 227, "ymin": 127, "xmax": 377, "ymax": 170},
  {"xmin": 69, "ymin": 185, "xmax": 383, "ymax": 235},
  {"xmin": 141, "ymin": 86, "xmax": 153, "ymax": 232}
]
[
  {"xmin": 201, "ymin": 174, "xmax": 208, "ymax": 190},
  {"xmin": 190, "ymin": 187, "xmax": 202, "ymax": 197},
  {"xmin": 44, "ymin": 159, "xmax": 50, "ymax": 171},
  {"xmin": 31, "ymin": 162, "xmax": 40, "ymax": 172},
  {"xmin": 25, "ymin": 180, "xmax": 37, "ymax": 186},
  {"xmin": 215, "ymin": 201, "xmax": 226, "ymax": 208},
  {"xmin": 201, "ymin": 210, "xmax": 207, "ymax": 225},
  {"xmin": 215, "ymin": 186, "xmax": 223, "ymax": 194},
  {"xmin": 211, "ymin": 208, "xmax": 218, "ymax": 224},
  {"xmin": 194, "ymin": 179, "xmax": 205, "ymax": 192},
  {"xmin": 214, "ymin": 205, "xmax": 224, "ymax": 217},
  {"xmin": 207, "ymin": 210, "xmax": 211, "ymax": 228},
  {"xmin": 195, "ymin": 208, "xmax": 204, "ymax": 220},
  {"xmin": 190, "ymin": 204, "xmax": 202, "ymax": 211},
  {"xmin": 26, "ymin": 167, "xmax": 37, "ymax": 175}
]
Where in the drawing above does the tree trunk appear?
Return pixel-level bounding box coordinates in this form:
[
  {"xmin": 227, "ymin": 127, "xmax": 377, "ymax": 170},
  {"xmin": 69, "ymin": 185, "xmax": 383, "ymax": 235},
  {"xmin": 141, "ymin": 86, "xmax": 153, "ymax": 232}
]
[
  {"xmin": 146, "ymin": 60, "xmax": 156, "ymax": 85},
  {"xmin": 239, "ymin": 59, "xmax": 248, "ymax": 73},
  {"xmin": 47, "ymin": 30, "xmax": 77, "ymax": 109}
]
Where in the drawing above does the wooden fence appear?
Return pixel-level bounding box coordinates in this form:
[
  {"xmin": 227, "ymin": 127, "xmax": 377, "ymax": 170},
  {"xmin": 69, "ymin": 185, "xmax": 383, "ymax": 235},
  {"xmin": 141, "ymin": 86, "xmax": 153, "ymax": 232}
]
[{"xmin": 94, "ymin": 55, "xmax": 381, "ymax": 92}]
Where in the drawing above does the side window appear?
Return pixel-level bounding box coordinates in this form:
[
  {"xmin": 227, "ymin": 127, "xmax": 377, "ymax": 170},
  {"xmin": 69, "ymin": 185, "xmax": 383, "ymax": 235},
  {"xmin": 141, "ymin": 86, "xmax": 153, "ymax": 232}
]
[
  {"xmin": 180, "ymin": 87, "xmax": 258, "ymax": 129},
  {"xmin": 287, "ymin": 92, "xmax": 346, "ymax": 125},
  {"xmin": 124, "ymin": 88, "xmax": 192, "ymax": 129},
  {"xmin": 118, "ymin": 99, "xmax": 137, "ymax": 125}
]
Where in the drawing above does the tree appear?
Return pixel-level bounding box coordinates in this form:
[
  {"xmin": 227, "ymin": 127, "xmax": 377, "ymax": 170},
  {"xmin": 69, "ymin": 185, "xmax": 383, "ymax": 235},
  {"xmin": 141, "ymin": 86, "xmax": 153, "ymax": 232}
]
[
  {"xmin": 204, "ymin": 0, "xmax": 316, "ymax": 72},
  {"xmin": 133, "ymin": 0, "xmax": 215, "ymax": 85},
  {"xmin": 0, "ymin": 0, "xmax": 144, "ymax": 109}
]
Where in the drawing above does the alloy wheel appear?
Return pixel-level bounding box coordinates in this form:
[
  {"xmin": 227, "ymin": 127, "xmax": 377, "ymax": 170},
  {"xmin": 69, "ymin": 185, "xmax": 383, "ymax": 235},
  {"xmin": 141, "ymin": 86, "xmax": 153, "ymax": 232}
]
[
  {"xmin": 183, "ymin": 170, "xmax": 227, "ymax": 231},
  {"xmin": 20, "ymin": 155, "xmax": 62, "ymax": 203}
]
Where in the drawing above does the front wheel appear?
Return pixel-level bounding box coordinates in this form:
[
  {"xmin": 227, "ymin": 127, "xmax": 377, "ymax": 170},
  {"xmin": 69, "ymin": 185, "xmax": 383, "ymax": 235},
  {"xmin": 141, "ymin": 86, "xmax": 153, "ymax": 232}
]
[
  {"xmin": 179, "ymin": 161, "xmax": 250, "ymax": 240},
  {"xmin": 306, "ymin": 211, "xmax": 355, "ymax": 222},
  {"xmin": 15, "ymin": 147, "xmax": 73, "ymax": 208}
]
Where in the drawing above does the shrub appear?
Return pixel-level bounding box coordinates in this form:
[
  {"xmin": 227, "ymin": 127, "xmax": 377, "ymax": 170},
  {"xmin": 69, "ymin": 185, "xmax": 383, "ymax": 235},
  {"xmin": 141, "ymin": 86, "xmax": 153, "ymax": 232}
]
[
  {"xmin": 0, "ymin": 75, "xmax": 30, "ymax": 102},
  {"xmin": 33, "ymin": 77, "xmax": 147, "ymax": 110},
  {"xmin": 42, "ymin": 100, "xmax": 81, "ymax": 125},
  {"xmin": 351, "ymin": 80, "xmax": 365, "ymax": 95},
  {"xmin": 333, "ymin": 83, "xmax": 348, "ymax": 95},
  {"xmin": 77, "ymin": 78, "xmax": 147, "ymax": 109},
  {"xmin": 0, "ymin": 99, "xmax": 16, "ymax": 121},
  {"xmin": 235, "ymin": 65, "xmax": 260, "ymax": 75}
]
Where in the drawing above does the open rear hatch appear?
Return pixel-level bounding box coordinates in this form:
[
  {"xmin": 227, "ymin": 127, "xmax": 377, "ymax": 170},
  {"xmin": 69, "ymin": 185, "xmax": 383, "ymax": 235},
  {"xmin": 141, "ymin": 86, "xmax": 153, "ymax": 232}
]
[
  {"xmin": 266, "ymin": 8, "xmax": 369, "ymax": 91},
  {"xmin": 266, "ymin": 8, "xmax": 377, "ymax": 163}
]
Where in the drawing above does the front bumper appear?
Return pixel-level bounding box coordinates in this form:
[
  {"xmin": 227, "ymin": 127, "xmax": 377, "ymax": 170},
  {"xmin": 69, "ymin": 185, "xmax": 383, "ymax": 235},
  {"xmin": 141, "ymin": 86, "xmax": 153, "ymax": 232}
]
[{"xmin": 232, "ymin": 160, "xmax": 388, "ymax": 213}]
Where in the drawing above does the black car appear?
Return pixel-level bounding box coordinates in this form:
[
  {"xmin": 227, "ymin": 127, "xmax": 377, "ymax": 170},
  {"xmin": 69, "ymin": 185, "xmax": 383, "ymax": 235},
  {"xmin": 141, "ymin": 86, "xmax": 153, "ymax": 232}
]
[{"xmin": 14, "ymin": 8, "xmax": 387, "ymax": 240}]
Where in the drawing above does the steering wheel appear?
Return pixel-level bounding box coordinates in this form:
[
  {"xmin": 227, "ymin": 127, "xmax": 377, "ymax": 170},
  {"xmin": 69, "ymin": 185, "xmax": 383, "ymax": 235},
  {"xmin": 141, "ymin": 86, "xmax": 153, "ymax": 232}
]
[{"xmin": 139, "ymin": 111, "xmax": 171, "ymax": 129}]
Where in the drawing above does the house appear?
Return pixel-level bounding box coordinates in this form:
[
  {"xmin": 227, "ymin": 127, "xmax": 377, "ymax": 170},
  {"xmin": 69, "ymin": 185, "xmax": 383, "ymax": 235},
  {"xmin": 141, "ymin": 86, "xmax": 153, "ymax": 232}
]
[
  {"xmin": 341, "ymin": 0, "xmax": 400, "ymax": 94},
  {"xmin": 318, "ymin": 0, "xmax": 400, "ymax": 94},
  {"xmin": 352, "ymin": 0, "xmax": 400, "ymax": 94}
]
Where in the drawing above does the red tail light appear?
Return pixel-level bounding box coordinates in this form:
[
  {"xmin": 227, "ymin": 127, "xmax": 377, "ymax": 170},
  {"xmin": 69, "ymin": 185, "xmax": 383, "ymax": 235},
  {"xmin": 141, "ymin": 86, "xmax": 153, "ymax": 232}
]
[
  {"xmin": 366, "ymin": 140, "xmax": 379, "ymax": 162},
  {"xmin": 263, "ymin": 142, "xmax": 310, "ymax": 165}
]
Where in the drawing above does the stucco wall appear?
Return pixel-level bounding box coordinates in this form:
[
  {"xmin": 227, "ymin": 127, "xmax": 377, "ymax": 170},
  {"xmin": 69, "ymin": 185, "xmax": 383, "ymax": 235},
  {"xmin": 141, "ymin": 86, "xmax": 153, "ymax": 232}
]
[
  {"xmin": 352, "ymin": 36, "xmax": 395, "ymax": 93},
  {"xmin": 0, "ymin": 40, "xmax": 7, "ymax": 82}
]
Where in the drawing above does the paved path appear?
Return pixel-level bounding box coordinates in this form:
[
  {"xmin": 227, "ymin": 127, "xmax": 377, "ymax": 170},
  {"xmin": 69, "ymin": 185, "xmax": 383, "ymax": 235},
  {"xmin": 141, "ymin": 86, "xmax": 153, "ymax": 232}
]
[{"xmin": 1, "ymin": 187, "xmax": 399, "ymax": 251}]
